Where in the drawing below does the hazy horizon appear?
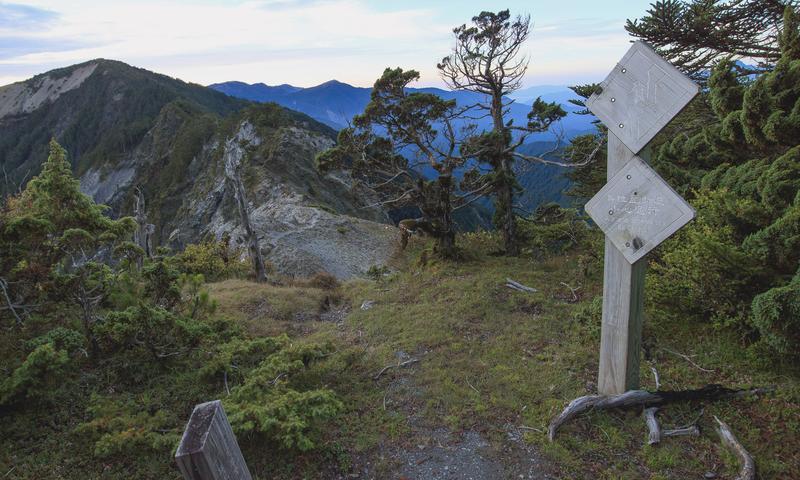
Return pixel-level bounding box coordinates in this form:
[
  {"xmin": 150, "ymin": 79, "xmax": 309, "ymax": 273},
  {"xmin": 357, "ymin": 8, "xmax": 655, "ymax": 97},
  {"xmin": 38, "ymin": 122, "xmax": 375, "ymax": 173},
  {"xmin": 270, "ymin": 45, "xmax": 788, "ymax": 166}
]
[{"xmin": 1, "ymin": 0, "xmax": 654, "ymax": 89}]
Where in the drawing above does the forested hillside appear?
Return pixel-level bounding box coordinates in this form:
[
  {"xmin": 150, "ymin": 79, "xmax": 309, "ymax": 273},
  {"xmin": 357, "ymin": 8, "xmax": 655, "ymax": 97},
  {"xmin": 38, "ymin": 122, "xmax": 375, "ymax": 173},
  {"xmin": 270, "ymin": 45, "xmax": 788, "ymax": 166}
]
[
  {"xmin": 0, "ymin": 59, "xmax": 246, "ymax": 190},
  {"xmin": 0, "ymin": 60, "xmax": 398, "ymax": 279}
]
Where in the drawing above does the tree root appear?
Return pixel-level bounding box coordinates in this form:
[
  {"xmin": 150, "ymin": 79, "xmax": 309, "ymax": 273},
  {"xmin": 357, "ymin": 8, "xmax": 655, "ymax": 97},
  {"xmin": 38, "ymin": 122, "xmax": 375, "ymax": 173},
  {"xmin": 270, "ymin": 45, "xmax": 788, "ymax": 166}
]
[
  {"xmin": 715, "ymin": 416, "xmax": 756, "ymax": 480},
  {"xmin": 644, "ymin": 407, "xmax": 701, "ymax": 445},
  {"xmin": 548, "ymin": 385, "xmax": 769, "ymax": 441}
]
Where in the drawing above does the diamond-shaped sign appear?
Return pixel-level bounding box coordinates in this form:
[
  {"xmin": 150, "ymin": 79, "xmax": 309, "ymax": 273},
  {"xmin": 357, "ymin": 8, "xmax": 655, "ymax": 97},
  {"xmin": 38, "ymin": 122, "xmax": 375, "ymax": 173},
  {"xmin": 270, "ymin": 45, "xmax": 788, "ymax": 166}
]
[
  {"xmin": 585, "ymin": 156, "xmax": 695, "ymax": 264},
  {"xmin": 586, "ymin": 41, "xmax": 699, "ymax": 154}
]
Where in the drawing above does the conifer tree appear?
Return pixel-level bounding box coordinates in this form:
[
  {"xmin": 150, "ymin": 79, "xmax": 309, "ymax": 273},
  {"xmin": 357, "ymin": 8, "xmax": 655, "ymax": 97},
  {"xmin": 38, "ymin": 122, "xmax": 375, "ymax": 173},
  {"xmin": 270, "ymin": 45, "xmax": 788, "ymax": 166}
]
[
  {"xmin": 1, "ymin": 140, "xmax": 138, "ymax": 334},
  {"xmin": 625, "ymin": 0, "xmax": 789, "ymax": 80},
  {"xmin": 642, "ymin": 6, "xmax": 800, "ymax": 359},
  {"xmin": 438, "ymin": 10, "xmax": 573, "ymax": 255},
  {"xmin": 317, "ymin": 68, "xmax": 474, "ymax": 258}
]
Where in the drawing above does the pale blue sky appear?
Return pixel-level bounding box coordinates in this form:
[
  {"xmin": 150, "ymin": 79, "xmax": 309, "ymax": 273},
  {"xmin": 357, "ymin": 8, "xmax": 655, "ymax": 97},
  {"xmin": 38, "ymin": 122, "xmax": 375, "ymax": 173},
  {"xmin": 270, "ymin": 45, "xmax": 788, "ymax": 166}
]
[{"xmin": 0, "ymin": 0, "xmax": 655, "ymax": 88}]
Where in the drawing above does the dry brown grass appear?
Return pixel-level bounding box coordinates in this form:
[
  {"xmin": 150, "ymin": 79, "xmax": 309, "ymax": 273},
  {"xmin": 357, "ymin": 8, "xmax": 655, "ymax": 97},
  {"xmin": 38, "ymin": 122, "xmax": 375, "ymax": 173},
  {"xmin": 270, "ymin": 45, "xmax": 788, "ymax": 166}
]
[{"xmin": 207, "ymin": 278, "xmax": 333, "ymax": 337}]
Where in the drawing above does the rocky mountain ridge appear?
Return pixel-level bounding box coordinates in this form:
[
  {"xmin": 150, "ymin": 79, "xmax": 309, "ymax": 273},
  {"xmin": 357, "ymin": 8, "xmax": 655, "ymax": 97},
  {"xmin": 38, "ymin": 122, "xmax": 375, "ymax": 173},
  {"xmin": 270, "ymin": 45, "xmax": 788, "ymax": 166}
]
[{"xmin": 0, "ymin": 60, "xmax": 398, "ymax": 278}]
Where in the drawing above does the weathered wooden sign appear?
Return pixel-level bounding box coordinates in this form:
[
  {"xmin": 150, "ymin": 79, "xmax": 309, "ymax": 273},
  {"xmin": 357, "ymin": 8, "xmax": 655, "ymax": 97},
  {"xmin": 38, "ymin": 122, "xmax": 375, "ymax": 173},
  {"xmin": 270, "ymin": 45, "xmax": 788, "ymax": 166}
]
[
  {"xmin": 586, "ymin": 41, "xmax": 699, "ymax": 395},
  {"xmin": 176, "ymin": 400, "xmax": 253, "ymax": 480},
  {"xmin": 585, "ymin": 156, "xmax": 694, "ymax": 264},
  {"xmin": 586, "ymin": 41, "xmax": 699, "ymax": 154}
]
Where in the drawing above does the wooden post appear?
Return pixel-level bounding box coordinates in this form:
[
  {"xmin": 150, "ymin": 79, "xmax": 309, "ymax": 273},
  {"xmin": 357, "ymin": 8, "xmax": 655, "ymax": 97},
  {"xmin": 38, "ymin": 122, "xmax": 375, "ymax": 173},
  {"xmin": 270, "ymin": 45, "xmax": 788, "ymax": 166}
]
[
  {"xmin": 583, "ymin": 41, "xmax": 699, "ymax": 395},
  {"xmin": 597, "ymin": 133, "xmax": 647, "ymax": 394},
  {"xmin": 175, "ymin": 400, "xmax": 253, "ymax": 480}
]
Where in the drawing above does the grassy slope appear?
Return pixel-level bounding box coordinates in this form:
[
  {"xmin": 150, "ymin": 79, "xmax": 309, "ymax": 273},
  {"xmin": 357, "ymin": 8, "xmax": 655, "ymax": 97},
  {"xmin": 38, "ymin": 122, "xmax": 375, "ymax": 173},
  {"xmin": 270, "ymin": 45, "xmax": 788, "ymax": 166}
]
[
  {"xmin": 340, "ymin": 234, "xmax": 800, "ymax": 479},
  {"xmin": 1, "ymin": 234, "xmax": 797, "ymax": 479}
]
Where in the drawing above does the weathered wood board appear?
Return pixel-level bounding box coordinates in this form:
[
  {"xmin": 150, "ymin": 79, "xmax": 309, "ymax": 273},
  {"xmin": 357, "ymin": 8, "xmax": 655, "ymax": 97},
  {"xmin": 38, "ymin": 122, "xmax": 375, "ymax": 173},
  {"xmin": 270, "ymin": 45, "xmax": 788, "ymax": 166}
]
[
  {"xmin": 586, "ymin": 40, "xmax": 699, "ymax": 395},
  {"xmin": 597, "ymin": 134, "xmax": 647, "ymax": 395},
  {"xmin": 175, "ymin": 400, "xmax": 253, "ymax": 480},
  {"xmin": 584, "ymin": 156, "xmax": 695, "ymax": 264},
  {"xmin": 586, "ymin": 41, "xmax": 699, "ymax": 154}
]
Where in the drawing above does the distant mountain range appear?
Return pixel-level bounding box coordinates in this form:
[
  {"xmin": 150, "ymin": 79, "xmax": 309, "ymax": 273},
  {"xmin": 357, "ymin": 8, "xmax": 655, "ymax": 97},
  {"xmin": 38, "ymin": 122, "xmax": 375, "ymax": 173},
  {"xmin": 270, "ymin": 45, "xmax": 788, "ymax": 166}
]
[
  {"xmin": 209, "ymin": 79, "xmax": 595, "ymax": 222},
  {"xmin": 0, "ymin": 58, "xmax": 590, "ymax": 266},
  {"xmin": 209, "ymin": 80, "xmax": 595, "ymax": 140}
]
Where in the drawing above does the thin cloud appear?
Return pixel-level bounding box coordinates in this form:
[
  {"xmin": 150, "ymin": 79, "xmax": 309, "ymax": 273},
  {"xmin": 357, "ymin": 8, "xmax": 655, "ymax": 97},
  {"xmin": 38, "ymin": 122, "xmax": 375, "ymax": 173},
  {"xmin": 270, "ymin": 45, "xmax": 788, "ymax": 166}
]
[
  {"xmin": 0, "ymin": 2, "xmax": 57, "ymax": 29},
  {"xmin": 0, "ymin": 36, "xmax": 90, "ymax": 60},
  {"xmin": 0, "ymin": 1, "xmax": 636, "ymax": 88}
]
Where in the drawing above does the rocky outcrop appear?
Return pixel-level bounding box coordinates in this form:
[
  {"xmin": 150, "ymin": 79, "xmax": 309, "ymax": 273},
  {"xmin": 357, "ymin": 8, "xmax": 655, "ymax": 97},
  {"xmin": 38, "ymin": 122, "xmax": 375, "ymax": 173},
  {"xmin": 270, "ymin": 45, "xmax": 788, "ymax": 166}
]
[
  {"xmin": 166, "ymin": 120, "xmax": 398, "ymax": 279},
  {"xmin": 0, "ymin": 63, "xmax": 98, "ymax": 119}
]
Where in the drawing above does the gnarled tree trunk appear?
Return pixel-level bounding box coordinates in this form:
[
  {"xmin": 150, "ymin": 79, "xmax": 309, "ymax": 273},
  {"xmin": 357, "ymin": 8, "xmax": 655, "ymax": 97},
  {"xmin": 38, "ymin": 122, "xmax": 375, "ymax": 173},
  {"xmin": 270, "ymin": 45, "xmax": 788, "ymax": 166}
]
[
  {"xmin": 491, "ymin": 93, "xmax": 519, "ymax": 256},
  {"xmin": 133, "ymin": 187, "xmax": 154, "ymax": 268},
  {"xmin": 223, "ymin": 124, "xmax": 268, "ymax": 283},
  {"xmin": 435, "ymin": 174, "xmax": 457, "ymax": 258}
]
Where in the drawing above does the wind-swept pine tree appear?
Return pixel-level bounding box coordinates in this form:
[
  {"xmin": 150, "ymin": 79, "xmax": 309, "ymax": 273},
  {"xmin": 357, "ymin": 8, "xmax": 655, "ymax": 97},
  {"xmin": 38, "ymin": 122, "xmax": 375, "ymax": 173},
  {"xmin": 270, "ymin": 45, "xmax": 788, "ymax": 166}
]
[
  {"xmin": 316, "ymin": 68, "xmax": 470, "ymax": 258},
  {"xmin": 438, "ymin": 10, "xmax": 572, "ymax": 255}
]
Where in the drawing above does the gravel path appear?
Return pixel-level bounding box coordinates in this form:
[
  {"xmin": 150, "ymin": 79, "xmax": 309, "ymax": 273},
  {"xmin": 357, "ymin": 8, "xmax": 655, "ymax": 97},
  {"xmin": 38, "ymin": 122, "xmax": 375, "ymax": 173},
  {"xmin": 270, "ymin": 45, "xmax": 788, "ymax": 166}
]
[{"xmin": 345, "ymin": 354, "xmax": 556, "ymax": 479}]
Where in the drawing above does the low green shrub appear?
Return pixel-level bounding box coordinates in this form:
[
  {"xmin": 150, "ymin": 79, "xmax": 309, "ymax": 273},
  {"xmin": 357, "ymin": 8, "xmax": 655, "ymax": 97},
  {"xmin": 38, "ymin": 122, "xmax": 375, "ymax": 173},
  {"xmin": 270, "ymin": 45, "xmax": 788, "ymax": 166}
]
[
  {"xmin": 203, "ymin": 336, "xmax": 344, "ymax": 451},
  {"xmin": 76, "ymin": 394, "xmax": 180, "ymax": 459},
  {"xmin": 751, "ymin": 272, "xmax": 800, "ymax": 360},
  {"xmin": 173, "ymin": 239, "xmax": 250, "ymax": 281},
  {"xmin": 0, "ymin": 343, "xmax": 70, "ymax": 406},
  {"xmin": 519, "ymin": 203, "xmax": 590, "ymax": 258}
]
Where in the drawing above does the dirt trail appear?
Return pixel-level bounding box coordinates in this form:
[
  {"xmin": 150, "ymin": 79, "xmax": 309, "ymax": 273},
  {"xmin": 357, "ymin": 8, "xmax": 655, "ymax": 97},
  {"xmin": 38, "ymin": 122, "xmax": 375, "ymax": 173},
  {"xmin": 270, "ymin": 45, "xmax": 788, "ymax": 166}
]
[{"xmin": 347, "ymin": 354, "xmax": 556, "ymax": 479}]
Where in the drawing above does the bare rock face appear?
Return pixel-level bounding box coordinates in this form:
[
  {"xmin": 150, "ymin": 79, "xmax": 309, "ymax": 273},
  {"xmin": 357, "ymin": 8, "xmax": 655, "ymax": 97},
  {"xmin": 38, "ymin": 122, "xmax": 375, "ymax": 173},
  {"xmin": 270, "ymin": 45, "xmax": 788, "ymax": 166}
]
[
  {"xmin": 214, "ymin": 188, "xmax": 398, "ymax": 279},
  {"xmin": 189, "ymin": 121, "xmax": 398, "ymax": 279},
  {"xmin": 0, "ymin": 63, "xmax": 98, "ymax": 119},
  {"xmin": 82, "ymin": 114, "xmax": 397, "ymax": 280}
]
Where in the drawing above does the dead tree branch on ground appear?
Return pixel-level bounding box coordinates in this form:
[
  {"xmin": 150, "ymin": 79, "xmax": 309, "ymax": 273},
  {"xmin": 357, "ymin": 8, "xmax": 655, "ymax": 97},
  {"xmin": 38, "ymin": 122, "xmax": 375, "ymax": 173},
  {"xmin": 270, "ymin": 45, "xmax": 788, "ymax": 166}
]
[
  {"xmin": 715, "ymin": 415, "xmax": 756, "ymax": 480},
  {"xmin": 548, "ymin": 385, "xmax": 770, "ymax": 441},
  {"xmin": 374, "ymin": 358, "xmax": 420, "ymax": 380}
]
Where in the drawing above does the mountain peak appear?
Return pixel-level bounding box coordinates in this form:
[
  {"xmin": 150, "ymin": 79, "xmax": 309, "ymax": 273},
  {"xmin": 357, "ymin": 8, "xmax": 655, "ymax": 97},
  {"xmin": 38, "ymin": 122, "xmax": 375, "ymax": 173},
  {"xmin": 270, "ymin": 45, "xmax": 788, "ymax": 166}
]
[{"xmin": 314, "ymin": 79, "xmax": 349, "ymax": 88}]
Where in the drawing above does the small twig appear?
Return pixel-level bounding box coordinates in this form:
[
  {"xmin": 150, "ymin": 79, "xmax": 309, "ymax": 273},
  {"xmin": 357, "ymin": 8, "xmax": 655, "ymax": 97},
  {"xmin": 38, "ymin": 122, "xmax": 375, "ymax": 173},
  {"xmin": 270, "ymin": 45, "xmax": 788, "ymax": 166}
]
[
  {"xmin": 650, "ymin": 366, "xmax": 661, "ymax": 390},
  {"xmin": 223, "ymin": 371, "xmax": 231, "ymax": 396},
  {"xmin": 0, "ymin": 278, "xmax": 23, "ymax": 325},
  {"xmin": 663, "ymin": 425, "xmax": 700, "ymax": 437},
  {"xmin": 662, "ymin": 347, "xmax": 715, "ymax": 373},
  {"xmin": 466, "ymin": 377, "xmax": 480, "ymax": 394},
  {"xmin": 559, "ymin": 282, "xmax": 581, "ymax": 302},
  {"xmin": 269, "ymin": 372, "xmax": 287, "ymax": 385},
  {"xmin": 3, "ymin": 467, "xmax": 15, "ymax": 478},
  {"xmin": 519, "ymin": 425, "xmax": 544, "ymax": 433},
  {"xmin": 373, "ymin": 358, "xmax": 420, "ymax": 380},
  {"xmin": 506, "ymin": 278, "xmax": 537, "ymax": 293}
]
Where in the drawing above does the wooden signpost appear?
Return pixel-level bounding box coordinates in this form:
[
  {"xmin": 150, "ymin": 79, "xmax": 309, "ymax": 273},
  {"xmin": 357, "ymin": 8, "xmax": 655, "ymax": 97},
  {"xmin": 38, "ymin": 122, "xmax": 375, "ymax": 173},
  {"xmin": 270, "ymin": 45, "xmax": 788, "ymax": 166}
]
[{"xmin": 584, "ymin": 41, "xmax": 699, "ymax": 395}]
